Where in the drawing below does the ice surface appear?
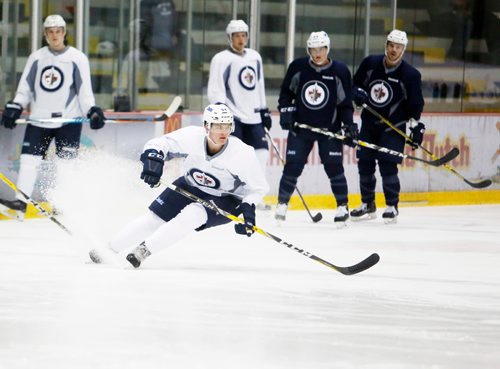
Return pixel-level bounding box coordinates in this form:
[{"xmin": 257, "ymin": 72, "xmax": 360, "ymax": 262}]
[
  {"xmin": 1, "ymin": 204, "xmax": 499, "ymax": 369},
  {"xmin": 0, "ymin": 151, "xmax": 499, "ymax": 368}
]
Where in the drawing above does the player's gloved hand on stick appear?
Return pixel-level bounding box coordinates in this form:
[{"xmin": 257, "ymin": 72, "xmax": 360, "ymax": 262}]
[
  {"xmin": 343, "ymin": 123, "xmax": 359, "ymax": 148},
  {"xmin": 140, "ymin": 149, "xmax": 165, "ymax": 187},
  {"xmin": 260, "ymin": 108, "xmax": 272, "ymax": 130},
  {"xmin": 352, "ymin": 87, "xmax": 368, "ymax": 108},
  {"xmin": 234, "ymin": 202, "xmax": 256, "ymax": 237},
  {"xmin": 279, "ymin": 106, "xmax": 296, "ymax": 130},
  {"xmin": 1, "ymin": 101, "xmax": 23, "ymax": 129},
  {"xmin": 408, "ymin": 120, "xmax": 426, "ymax": 149},
  {"xmin": 87, "ymin": 106, "xmax": 106, "ymax": 130}
]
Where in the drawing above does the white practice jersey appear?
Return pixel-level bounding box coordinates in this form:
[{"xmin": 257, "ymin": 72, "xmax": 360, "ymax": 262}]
[
  {"xmin": 13, "ymin": 46, "xmax": 96, "ymax": 129},
  {"xmin": 144, "ymin": 126, "xmax": 269, "ymax": 205},
  {"xmin": 207, "ymin": 48, "xmax": 267, "ymax": 124}
]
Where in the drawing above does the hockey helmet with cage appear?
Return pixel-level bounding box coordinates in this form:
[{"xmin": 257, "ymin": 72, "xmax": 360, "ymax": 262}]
[
  {"xmin": 44, "ymin": 14, "xmax": 66, "ymax": 29},
  {"xmin": 306, "ymin": 31, "xmax": 330, "ymax": 56},
  {"xmin": 203, "ymin": 104, "xmax": 234, "ymax": 132},
  {"xmin": 226, "ymin": 20, "xmax": 249, "ymax": 39}
]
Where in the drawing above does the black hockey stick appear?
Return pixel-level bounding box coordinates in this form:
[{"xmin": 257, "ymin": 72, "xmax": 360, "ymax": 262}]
[
  {"xmin": 161, "ymin": 180, "xmax": 380, "ymax": 275},
  {"xmin": 15, "ymin": 95, "xmax": 182, "ymax": 125},
  {"xmin": 362, "ymin": 104, "xmax": 491, "ymax": 189},
  {"xmin": 0, "ymin": 172, "xmax": 72, "ymax": 235},
  {"xmin": 264, "ymin": 128, "xmax": 322, "ymax": 223},
  {"xmin": 296, "ymin": 123, "xmax": 459, "ymax": 167}
]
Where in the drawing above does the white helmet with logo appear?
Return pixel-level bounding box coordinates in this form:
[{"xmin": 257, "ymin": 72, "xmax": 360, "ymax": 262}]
[
  {"xmin": 306, "ymin": 31, "xmax": 330, "ymax": 55},
  {"xmin": 226, "ymin": 20, "xmax": 249, "ymax": 39},
  {"xmin": 386, "ymin": 29, "xmax": 408, "ymax": 47},
  {"xmin": 203, "ymin": 103, "xmax": 234, "ymax": 132},
  {"xmin": 44, "ymin": 14, "xmax": 66, "ymax": 29}
]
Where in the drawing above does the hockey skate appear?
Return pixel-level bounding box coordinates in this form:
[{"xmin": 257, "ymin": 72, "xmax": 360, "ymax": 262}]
[
  {"xmin": 350, "ymin": 201, "xmax": 376, "ymax": 221},
  {"xmin": 382, "ymin": 205, "xmax": 398, "ymax": 224},
  {"xmin": 334, "ymin": 204, "xmax": 349, "ymax": 228},
  {"xmin": 126, "ymin": 242, "xmax": 152, "ymax": 268},
  {"xmin": 275, "ymin": 203, "xmax": 288, "ymax": 221},
  {"xmin": 0, "ymin": 199, "xmax": 27, "ymax": 221}
]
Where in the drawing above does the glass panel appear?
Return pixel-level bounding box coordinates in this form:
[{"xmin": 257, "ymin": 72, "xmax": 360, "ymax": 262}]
[{"xmin": 398, "ymin": 0, "xmax": 500, "ymax": 112}]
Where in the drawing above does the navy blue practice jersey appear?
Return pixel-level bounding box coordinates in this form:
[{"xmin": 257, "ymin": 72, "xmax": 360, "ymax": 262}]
[
  {"xmin": 278, "ymin": 57, "xmax": 353, "ymax": 133},
  {"xmin": 353, "ymin": 55, "xmax": 424, "ymax": 124}
]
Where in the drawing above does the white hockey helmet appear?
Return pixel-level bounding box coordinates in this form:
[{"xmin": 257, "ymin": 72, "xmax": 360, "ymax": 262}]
[
  {"xmin": 386, "ymin": 29, "xmax": 408, "ymax": 47},
  {"xmin": 44, "ymin": 14, "xmax": 66, "ymax": 29},
  {"xmin": 203, "ymin": 103, "xmax": 234, "ymax": 132},
  {"xmin": 306, "ymin": 31, "xmax": 330, "ymax": 55},
  {"xmin": 226, "ymin": 19, "xmax": 249, "ymax": 40}
]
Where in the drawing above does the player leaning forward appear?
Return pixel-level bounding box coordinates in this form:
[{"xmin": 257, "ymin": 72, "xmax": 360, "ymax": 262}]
[
  {"xmin": 90, "ymin": 104, "xmax": 269, "ymax": 268},
  {"xmin": 275, "ymin": 31, "xmax": 357, "ymax": 225},
  {"xmin": 0, "ymin": 14, "xmax": 106, "ymax": 217}
]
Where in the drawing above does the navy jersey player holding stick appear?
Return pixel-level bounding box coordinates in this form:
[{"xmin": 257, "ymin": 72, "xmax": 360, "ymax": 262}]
[
  {"xmin": 275, "ymin": 31, "xmax": 358, "ymax": 227},
  {"xmin": 350, "ymin": 29, "xmax": 425, "ymax": 224}
]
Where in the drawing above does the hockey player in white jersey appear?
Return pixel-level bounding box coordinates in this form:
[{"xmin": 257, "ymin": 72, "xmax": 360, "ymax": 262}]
[
  {"xmin": 0, "ymin": 14, "xmax": 106, "ymax": 218},
  {"xmin": 90, "ymin": 103, "xmax": 269, "ymax": 268},
  {"xmin": 207, "ymin": 20, "xmax": 272, "ymax": 209}
]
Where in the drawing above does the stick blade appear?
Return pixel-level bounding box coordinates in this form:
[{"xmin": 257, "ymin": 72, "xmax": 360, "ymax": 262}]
[
  {"xmin": 340, "ymin": 253, "xmax": 380, "ymax": 275},
  {"xmin": 154, "ymin": 95, "xmax": 182, "ymax": 121},
  {"xmin": 312, "ymin": 213, "xmax": 323, "ymax": 223},
  {"xmin": 429, "ymin": 147, "xmax": 460, "ymax": 166},
  {"xmin": 464, "ymin": 178, "xmax": 492, "ymax": 189}
]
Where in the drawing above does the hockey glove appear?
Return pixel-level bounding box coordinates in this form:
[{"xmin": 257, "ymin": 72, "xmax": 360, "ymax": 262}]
[
  {"xmin": 408, "ymin": 121, "xmax": 426, "ymax": 150},
  {"xmin": 140, "ymin": 149, "xmax": 165, "ymax": 187},
  {"xmin": 352, "ymin": 87, "xmax": 369, "ymax": 108},
  {"xmin": 1, "ymin": 102, "xmax": 23, "ymax": 129},
  {"xmin": 279, "ymin": 106, "xmax": 296, "ymax": 130},
  {"xmin": 343, "ymin": 123, "xmax": 359, "ymax": 148},
  {"xmin": 234, "ymin": 202, "xmax": 256, "ymax": 237},
  {"xmin": 260, "ymin": 108, "xmax": 272, "ymax": 130},
  {"xmin": 87, "ymin": 106, "xmax": 106, "ymax": 130}
]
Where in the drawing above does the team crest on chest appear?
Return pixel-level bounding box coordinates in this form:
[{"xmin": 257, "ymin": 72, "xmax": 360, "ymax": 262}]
[
  {"xmin": 238, "ymin": 66, "xmax": 257, "ymax": 90},
  {"xmin": 189, "ymin": 168, "xmax": 221, "ymax": 189},
  {"xmin": 301, "ymin": 80, "xmax": 329, "ymax": 110},
  {"xmin": 368, "ymin": 80, "xmax": 393, "ymax": 107},
  {"xmin": 40, "ymin": 65, "xmax": 64, "ymax": 92}
]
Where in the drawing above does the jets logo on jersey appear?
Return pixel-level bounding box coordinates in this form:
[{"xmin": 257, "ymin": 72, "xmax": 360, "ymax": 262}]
[
  {"xmin": 301, "ymin": 81, "xmax": 329, "ymax": 110},
  {"xmin": 368, "ymin": 80, "xmax": 393, "ymax": 108},
  {"xmin": 189, "ymin": 168, "xmax": 221, "ymax": 189},
  {"xmin": 239, "ymin": 66, "xmax": 257, "ymax": 91},
  {"xmin": 40, "ymin": 66, "xmax": 64, "ymax": 92}
]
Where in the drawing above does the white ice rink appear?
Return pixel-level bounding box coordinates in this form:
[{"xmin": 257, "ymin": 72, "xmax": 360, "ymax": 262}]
[{"xmin": 1, "ymin": 203, "xmax": 499, "ymax": 369}]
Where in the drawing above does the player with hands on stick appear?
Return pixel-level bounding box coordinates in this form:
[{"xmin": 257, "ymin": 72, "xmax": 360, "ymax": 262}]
[
  {"xmin": 89, "ymin": 103, "xmax": 268, "ymax": 268},
  {"xmin": 0, "ymin": 14, "xmax": 106, "ymax": 220},
  {"xmin": 275, "ymin": 31, "xmax": 356, "ymax": 227},
  {"xmin": 350, "ymin": 29, "xmax": 425, "ymax": 224}
]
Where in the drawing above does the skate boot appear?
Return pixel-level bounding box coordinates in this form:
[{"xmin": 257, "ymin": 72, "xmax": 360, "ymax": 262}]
[
  {"xmin": 0, "ymin": 199, "xmax": 27, "ymax": 221},
  {"xmin": 275, "ymin": 203, "xmax": 288, "ymax": 221},
  {"xmin": 126, "ymin": 242, "xmax": 152, "ymax": 268},
  {"xmin": 382, "ymin": 205, "xmax": 398, "ymax": 224},
  {"xmin": 334, "ymin": 204, "xmax": 349, "ymax": 228},
  {"xmin": 350, "ymin": 201, "xmax": 376, "ymax": 221}
]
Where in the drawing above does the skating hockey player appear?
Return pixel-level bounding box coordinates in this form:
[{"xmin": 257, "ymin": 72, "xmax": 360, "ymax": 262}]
[
  {"xmin": 207, "ymin": 19, "xmax": 272, "ymax": 210},
  {"xmin": 90, "ymin": 103, "xmax": 268, "ymax": 268},
  {"xmin": 350, "ymin": 29, "xmax": 425, "ymax": 224},
  {"xmin": 0, "ymin": 14, "xmax": 106, "ymax": 219},
  {"xmin": 274, "ymin": 31, "xmax": 357, "ymax": 227}
]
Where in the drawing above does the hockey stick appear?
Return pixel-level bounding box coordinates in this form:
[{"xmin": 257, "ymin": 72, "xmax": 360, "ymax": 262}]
[
  {"xmin": 264, "ymin": 128, "xmax": 322, "ymax": 223},
  {"xmin": 0, "ymin": 172, "xmax": 72, "ymax": 235},
  {"xmin": 15, "ymin": 95, "xmax": 182, "ymax": 125},
  {"xmin": 362, "ymin": 104, "xmax": 492, "ymax": 189},
  {"xmin": 295, "ymin": 123, "xmax": 459, "ymax": 166},
  {"xmin": 161, "ymin": 180, "xmax": 380, "ymax": 275}
]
